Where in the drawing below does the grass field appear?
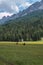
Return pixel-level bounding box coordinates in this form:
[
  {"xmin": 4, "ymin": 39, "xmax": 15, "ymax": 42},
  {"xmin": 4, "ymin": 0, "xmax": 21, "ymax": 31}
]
[
  {"xmin": 0, "ymin": 41, "xmax": 43, "ymax": 45},
  {"xmin": 0, "ymin": 42, "xmax": 43, "ymax": 65}
]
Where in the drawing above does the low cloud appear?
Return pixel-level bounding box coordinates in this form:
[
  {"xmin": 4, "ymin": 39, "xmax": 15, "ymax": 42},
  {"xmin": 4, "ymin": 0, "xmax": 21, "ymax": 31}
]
[
  {"xmin": 0, "ymin": 1, "xmax": 15, "ymax": 13},
  {"xmin": 19, "ymin": 2, "xmax": 31, "ymax": 10},
  {"xmin": 0, "ymin": 0, "xmax": 31, "ymax": 13},
  {"xmin": 11, "ymin": 5, "xmax": 19, "ymax": 13},
  {"xmin": 0, "ymin": 0, "xmax": 41, "ymax": 19},
  {"xmin": 0, "ymin": 12, "xmax": 13, "ymax": 19}
]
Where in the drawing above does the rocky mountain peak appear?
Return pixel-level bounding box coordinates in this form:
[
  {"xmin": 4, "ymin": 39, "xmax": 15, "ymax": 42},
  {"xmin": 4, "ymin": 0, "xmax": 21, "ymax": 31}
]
[
  {"xmin": 41, "ymin": 0, "xmax": 43, "ymax": 2},
  {"xmin": 41, "ymin": 0, "xmax": 43, "ymax": 3}
]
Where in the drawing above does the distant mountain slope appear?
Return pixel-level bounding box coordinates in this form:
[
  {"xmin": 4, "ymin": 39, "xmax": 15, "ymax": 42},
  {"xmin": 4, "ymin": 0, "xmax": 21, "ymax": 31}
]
[
  {"xmin": 10, "ymin": 0, "xmax": 43, "ymax": 20},
  {"xmin": 0, "ymin": 16, "xmax": 10, "ymax": 24},
  {"xmin": 0, "ymin": 0, "xmax": 43, "ymax": 24},
  {"xmin": 0, "ymin": 10, "xmax": 43, "ymax": 41}
]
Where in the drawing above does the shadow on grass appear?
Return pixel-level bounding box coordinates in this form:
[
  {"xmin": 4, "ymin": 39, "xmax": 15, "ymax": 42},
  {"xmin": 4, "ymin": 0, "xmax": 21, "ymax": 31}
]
[
  {"xmin": 0, "ymin": 56, "xmax": 24, "ymax": 65},
  {"xmin": 15, "ymin": 60, "xmax": 24, "ymax": 65}
]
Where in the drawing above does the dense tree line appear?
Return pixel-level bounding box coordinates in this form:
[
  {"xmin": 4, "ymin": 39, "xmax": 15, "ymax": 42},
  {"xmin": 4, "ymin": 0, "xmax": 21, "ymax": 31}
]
[{"xmin": 0, "ymin": 10, "xmax": 43, "ymax": 41}]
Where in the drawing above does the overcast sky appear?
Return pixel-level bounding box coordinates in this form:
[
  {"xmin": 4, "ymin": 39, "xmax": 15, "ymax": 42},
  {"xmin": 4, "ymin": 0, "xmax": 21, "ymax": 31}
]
[{"xmin": 0, "ymin": 0, "xmax": 41, "ymax": 19}]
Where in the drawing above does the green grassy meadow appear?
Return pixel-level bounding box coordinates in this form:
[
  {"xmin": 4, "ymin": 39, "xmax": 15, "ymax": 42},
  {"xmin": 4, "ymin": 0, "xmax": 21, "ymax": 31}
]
[{"xmin": 0, "ymin": 42, "xmax": 43, "ymax": 65}]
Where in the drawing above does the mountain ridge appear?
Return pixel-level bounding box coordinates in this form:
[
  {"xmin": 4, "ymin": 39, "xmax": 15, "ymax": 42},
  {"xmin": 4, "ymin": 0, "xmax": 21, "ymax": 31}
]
[{"xmin": 0, "ymin": 0, "xmax": 43, "ymax": 24}]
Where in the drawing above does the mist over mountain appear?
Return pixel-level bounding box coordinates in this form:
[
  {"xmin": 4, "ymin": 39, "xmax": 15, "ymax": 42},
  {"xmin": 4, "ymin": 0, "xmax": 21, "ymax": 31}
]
[{"xmin": 0, "ymin": 0, "xmax": 43, "ymax": 24}]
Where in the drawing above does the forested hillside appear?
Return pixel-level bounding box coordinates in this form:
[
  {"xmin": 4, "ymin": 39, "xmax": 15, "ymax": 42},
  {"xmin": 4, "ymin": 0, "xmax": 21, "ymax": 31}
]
[{"xmin": 0, "ymin": 10, "xmax": 43, "ymax": 41}]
